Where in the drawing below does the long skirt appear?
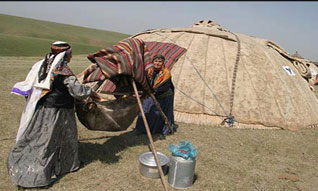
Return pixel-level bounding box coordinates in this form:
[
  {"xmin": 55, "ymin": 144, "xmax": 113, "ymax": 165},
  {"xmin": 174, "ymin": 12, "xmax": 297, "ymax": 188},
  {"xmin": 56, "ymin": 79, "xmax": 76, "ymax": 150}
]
[
  {"xmin": 135, "ymin": 93, "xmax": 176, "ymax": 135},
  {"xmin": 7, "ymin": 105, "xmax": 80, "ymax": 188}
]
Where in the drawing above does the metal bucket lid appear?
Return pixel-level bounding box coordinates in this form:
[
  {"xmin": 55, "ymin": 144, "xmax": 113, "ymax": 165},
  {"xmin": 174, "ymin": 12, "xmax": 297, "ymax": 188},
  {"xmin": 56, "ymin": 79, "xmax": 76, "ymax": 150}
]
[{"xmin": 139, "ymin": 152, "xmax": 169, "ymax": 167}]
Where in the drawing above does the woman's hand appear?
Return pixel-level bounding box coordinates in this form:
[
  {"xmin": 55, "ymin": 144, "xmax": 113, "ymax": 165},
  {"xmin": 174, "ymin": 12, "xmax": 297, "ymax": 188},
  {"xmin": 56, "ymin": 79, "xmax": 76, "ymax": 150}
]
[{"xmin": 90, "ymin": 92, "xmax": 101, "ymax": 102}]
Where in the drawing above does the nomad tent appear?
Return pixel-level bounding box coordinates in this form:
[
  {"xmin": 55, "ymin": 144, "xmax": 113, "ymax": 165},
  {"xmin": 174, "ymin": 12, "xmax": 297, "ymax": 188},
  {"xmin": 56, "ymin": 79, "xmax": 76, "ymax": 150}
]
[{"xmin": 130, "ymin": 20, "xmax": 318, "ymax": 130}]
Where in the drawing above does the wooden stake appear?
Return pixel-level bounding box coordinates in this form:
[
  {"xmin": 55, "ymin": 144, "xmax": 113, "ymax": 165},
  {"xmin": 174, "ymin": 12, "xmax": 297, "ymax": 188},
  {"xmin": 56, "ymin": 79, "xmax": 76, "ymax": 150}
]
[
  {"xmin": 131, "ymin": 79, "xmax": 169, "ymax": 191},
  {"xmin": 149, "ymin": 93, "xmax": 174, "ymax": 134}
]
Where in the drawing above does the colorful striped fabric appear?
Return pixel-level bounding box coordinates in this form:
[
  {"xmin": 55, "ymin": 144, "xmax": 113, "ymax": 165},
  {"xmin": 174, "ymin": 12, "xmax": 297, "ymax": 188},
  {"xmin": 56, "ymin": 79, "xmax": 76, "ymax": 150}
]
[
  {"xmin": 82, "ymin": 38, "xmax": 187, "ymax": 94},
  {"xmin": 83, "ymin": 38, "xmax": 152, "ymax": 92},
  {"xmin": 145, "ymin": 41, "xmax": 187, "ymax": 70}
]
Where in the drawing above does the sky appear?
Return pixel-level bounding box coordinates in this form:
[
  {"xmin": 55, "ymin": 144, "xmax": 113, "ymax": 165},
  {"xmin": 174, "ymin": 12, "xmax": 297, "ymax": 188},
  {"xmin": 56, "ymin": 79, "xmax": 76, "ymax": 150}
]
[{"xmin": 0, "ymin": 1, "xmax": 318, "ymax": 60}]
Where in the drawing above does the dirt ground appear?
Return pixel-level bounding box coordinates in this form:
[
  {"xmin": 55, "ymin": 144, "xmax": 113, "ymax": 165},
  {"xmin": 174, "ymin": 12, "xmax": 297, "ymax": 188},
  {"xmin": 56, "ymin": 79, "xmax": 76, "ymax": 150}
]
[{"xmin": 1, "ymin": 56, "xmax": 318, "ymax": 191}]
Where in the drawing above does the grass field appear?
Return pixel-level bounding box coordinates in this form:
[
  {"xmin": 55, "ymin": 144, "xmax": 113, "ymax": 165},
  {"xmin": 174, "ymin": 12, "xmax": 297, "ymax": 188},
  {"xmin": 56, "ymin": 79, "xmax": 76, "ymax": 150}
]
[
  {"xmin": 1, "ymin": 56, "xmax": 318, "ymax": 191},
  {"xmin": 0, "ymin": 14, "xmax": 130, "ymax": 57},
  {"xmin": 0, "ymin": 33, "xmax": 110, "ymax": 57}
]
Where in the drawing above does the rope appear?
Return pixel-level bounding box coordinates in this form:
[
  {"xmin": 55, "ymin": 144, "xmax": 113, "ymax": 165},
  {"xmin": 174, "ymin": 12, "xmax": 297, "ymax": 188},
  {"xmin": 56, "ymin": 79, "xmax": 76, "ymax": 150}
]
[
  {"xmin": 218, "ymin": 32, "xmax": 241, "ymax": 127},
  {"xmin": 267, "ymin": 41, "xmax": 311, "ymax": 79},
  {"xmin": 175, "ymin": 87, "xmax": 225, "ymax": 116},
  {"xmin": 151, "ymin": 32, "xmax": 228, "ymax": 116},
  {"xmin": 228, "ymin": 32, "xmax": 241, "ymax": 116},
  {"xmin": 221, "ymin": 114, "xmax": 235, "ymax": 126},
  {"xmin": 134, "ymin": 30, "xmax": 242, "ymax": 126}
]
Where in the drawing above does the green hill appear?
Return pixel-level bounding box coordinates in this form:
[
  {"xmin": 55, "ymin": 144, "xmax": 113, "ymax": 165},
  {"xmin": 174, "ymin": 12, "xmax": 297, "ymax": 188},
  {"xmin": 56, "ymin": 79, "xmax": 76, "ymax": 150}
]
[{"xmin": 0, "ymin": 13, "xmax": 131, "ymax": 56}]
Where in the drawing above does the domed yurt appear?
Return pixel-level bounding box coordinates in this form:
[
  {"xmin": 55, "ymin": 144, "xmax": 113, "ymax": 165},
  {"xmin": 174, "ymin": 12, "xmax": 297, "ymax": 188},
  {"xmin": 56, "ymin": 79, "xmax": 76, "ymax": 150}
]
[{"xmin": 130, "ymin": 20, "xmax": 318, "ymax": 130}]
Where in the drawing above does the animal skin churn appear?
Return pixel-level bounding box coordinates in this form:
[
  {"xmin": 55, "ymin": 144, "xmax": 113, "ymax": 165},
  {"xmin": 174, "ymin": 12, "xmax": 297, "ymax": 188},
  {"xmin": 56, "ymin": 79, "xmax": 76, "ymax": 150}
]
[{"xmin": 168, "ymin": 155, "xmax": 196, "ymax": 189}]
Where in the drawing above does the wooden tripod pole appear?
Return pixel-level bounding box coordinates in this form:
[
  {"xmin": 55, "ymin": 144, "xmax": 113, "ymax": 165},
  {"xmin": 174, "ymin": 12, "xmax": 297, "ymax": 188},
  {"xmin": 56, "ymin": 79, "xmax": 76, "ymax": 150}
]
[
  {"xmin": 131, "ymin": 79, "xmax": 169, "ymax": 191},
  {"xmin": 149, "ymin": 93, "xmax": 174, "ymax": 134}
]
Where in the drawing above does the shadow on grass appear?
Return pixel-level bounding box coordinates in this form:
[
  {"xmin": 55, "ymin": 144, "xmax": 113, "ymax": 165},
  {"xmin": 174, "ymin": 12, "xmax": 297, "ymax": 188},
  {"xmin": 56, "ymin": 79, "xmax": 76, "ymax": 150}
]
[
  {"xmin": 193, "ymin": 173, "xmax": 198, "ymax": 184},
  {"xmin": 14, "ymin": 131, "xmax": 164, "ymax": 190},
  {"xmin": 78, "ymin": 130, "xmax": 164, "ymax": 166}
]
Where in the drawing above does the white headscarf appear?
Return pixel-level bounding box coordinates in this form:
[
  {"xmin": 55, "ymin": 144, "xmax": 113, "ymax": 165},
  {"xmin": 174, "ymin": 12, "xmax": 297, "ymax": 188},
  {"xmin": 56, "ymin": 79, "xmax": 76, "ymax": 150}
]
[{"xmin": 11, "ymin": 41, "xmax": 69, "ymax": 142}]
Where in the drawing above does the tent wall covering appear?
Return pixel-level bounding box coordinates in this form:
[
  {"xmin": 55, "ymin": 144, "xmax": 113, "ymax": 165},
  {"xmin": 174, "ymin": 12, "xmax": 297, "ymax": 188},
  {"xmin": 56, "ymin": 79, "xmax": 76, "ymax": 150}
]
[{"xmin": 132, "ymin": 20, "xmax": 318, "ymax": 130}]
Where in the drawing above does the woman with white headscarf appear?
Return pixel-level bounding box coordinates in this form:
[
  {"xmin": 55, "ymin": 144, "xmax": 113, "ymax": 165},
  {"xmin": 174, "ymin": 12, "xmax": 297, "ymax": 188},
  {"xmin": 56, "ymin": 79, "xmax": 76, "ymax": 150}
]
[{"xmin": 7, "ymin": 41, "xmax": 100, "ymax": 188}]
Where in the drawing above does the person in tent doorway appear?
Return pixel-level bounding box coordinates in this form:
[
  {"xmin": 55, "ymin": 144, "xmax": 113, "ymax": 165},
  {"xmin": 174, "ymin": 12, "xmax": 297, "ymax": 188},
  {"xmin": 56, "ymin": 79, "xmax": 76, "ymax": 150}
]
[
  {"xmin": 7, "ymin": 41, "xmax": 101, "ymax": 188},
  {"xmin": 135, "ymin": 54, "xmax": 177, "ymax": 135}
]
